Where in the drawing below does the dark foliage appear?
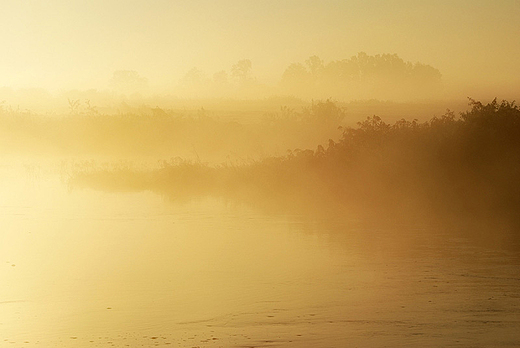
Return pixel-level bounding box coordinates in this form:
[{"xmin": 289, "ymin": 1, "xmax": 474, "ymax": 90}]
[
  {"xmin": 258, "ymin": 98, "xmax": 520, "ymax": 237},
  {"xmin": 71, "ymin": 99, "xmax": 520, "ymax": 244}
]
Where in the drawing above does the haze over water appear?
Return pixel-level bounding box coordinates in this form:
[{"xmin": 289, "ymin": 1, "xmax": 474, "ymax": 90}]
[
  {"xmin": 2, "ymin": 164, "xmax": 520, "ymax": 347},
  {"xmin": 1, "ymin": 1, "xmax": 520, "ymax": 347}
]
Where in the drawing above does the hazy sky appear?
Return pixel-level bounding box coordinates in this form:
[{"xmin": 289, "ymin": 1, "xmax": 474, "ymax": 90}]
[{"xmin": 1, "ymin": 0, "xmax": 519, "ymax": 94}]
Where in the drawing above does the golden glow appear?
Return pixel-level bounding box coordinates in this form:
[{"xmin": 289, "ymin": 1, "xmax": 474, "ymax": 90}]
[
  {"xmin": 0, "ymin": 1, "xmax": 518, "ymax": 98},
  {"xmin": 2, "ymin": 2, "xmax": 520, "ymax": 347}
]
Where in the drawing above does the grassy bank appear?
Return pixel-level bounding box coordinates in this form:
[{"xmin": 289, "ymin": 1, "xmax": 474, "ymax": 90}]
[{"xmin": 70, "ymin": 99, "xmax": 520, "ymax": 245}]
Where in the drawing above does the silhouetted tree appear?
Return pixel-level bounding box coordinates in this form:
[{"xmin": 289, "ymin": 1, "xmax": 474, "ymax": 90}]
[
  {"xmin": 231, "ymin": 59, "xmax": 253, "ymax": 86},
  {"xmin": 110, "ymin": 70, "xmax": 148, "ymax": 95},
  {"xmin": 213, "ymin": 70, "xmax": 229, "ymax": 86},
  {"xmin": 305, "ymin": 55, "xmax": 324, "ymax": 76},
  {"xmin": 180, "ymin": 68, "xmax": 207, "ymax": 89},
  {"xmin": 280, "ymin": 63, "xmax": 311, "ymax": 88},
  {"xmin": 280, "ymin": 52, "xmax": 442, "ymax": 100}
]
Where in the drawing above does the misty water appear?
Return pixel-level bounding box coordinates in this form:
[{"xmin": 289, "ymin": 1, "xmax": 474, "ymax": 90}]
[{"xmin": 1, "ymin": 162, "xmax": 520, "ymax": 348}]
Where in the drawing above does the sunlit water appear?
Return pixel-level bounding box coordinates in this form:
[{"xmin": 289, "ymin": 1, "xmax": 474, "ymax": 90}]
[{"xmin": 1, "ymin": 162, "xmax": 520, "ymax": 347}]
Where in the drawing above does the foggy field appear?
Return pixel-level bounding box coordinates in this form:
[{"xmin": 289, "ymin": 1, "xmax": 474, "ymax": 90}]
[
  {"xmin": 65, "ymin": 98, "xmax": 520, "ymax": 246},
  {"xmin": 2, "ymin": 95, "xmax": 519, "ymax": 241},
  {"xmin": 0, "ymin": 95, "xmax": 472, "ymax": 161}
]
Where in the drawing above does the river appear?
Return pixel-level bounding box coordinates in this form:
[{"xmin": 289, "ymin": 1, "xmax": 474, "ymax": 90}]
[{"xmin": 1, "ymin": 161, "xmax": 519, "ymax": 347}]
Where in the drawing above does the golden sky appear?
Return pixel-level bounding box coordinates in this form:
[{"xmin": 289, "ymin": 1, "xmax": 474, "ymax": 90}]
[{"xmin": 1, "ymin": 0, "xmax": 519, "ymax": 95}]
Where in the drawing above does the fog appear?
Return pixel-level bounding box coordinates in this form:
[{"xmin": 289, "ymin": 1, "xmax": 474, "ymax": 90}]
[
  {"xmin": 1, "ymin": 1, "xmax": 520, "ymax": 98},
  {"xmin": 2, "ymin": 1, "xmax": 520, "ymax": 347}
]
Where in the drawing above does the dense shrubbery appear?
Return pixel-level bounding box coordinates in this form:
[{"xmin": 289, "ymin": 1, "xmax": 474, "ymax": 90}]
[
  {"xmin": 244, "ymin": 99, "xmax": 520, "ymax": 217},
  {"xmin": 251, "ymin": 99, "xmax": 513, "ymax": 233},
  {"xmin": 70, "ymin": 99, "xmax": 520, "ymax": 241},
  {"xmin": 236, "ymin": 99, "xmax": 520, "ymax": 238}
]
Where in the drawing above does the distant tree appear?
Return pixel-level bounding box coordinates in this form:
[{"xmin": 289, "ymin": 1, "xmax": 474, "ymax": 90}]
[
  {"xmin": 280, "ymin": 53, "xmax": 442, "ymax": 100},
  {"xmin": 412, "ymin": 63, "xmax": 442, "ymax": 82},
  {"xmin": 231, "ymin": 59, "xmax": 253, "ymax": 85},
  {"xmin": 305, "ymin": 55, "xmax": 324, "ymax": 76},
  {"xmin": 180, "ymin": 68, "xmax": 206, "ymax": 88},
  {"xmin": 68, "ymin": 98, "xmax": 81, "ymax": 114},
  {"xmin": 177, "ymin": 68, "xmax": 210, "ymax": 97},
  {"xmin": 280, "ymin": 63, "xmax": 311, "ymax": 89},
  {"xmin": 213, "ymin": 70, "xmax": 229, "ymax": 86},
  {"xmin": 303, "ymin": 99, "xmax": 346, "ymax": 125},
  {"xmin": 110, "ymin": 70, "xmax": 148, "ymax": 95}
]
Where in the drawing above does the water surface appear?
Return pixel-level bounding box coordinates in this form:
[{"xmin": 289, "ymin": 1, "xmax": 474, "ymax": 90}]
[{"xmin": 1, "ymin": 163, "xmax": 519, "ymax": 347}]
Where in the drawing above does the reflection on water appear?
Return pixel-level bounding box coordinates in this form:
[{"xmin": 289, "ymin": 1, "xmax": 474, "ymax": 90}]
[{"xmin": 1, "ymin": 163, "xmax": 520, "ymax": 347}]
